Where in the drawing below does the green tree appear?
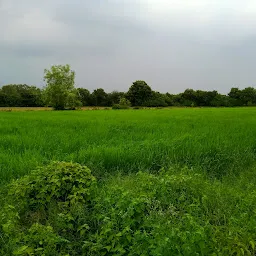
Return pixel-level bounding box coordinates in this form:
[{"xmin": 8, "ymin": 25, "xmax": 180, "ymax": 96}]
[
  {"xmin": 0, "ymin": 84, "xmax": 43, "ymax": 107},
  {"xmin": 144, "ymin": 91, "xmax": 168, "ymax": 107},
  {"xmin": 163, "ymin": 93, "xmax": 175, "ymax": 106},
  {"xmin": 77, "ymin": 88, "xmax": 91, "ymax": 106},
  {"xmin": 240, "ymin": 87, "xmax": 256, "ymax": 105},
  {"xmin": 44, "ymin": 65, "xmax": 81, "ymax": 110},
  {"xmin": 112, "ymin": 97, "xmax": 131, "ymax": 109},
  {"xmin": 228, "ymin": 87, "xmax": 243, "ymax": 106},
  {"xmin": 127, "ymin": 80, "xmax": 152, "ymax": 106},
  {"xmin": 91, "ymin": 88, "xmax": 108, "ymax": 106},
  {"xmin": 0, "ymin": 84, "xmax": 21, "ymax": 106},
  {"xmin": 106, "ymin": 91, "xmax": 125, "ymax": 106}
]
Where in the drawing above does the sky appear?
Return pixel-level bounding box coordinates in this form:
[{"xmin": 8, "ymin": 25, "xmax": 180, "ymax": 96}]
[{"xmin": 1, "ymin": 0, "xmax": 256, "ymax": 94}]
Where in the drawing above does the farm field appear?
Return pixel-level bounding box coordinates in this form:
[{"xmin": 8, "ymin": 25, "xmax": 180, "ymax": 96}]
[{"xmin": 1, "ymin": 107, "xmax": 256, "ymax": 255}]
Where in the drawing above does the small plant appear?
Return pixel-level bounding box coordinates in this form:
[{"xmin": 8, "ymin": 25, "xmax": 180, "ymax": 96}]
[
  {"xmin": 112, "ymin": 97, "xmax": 131, "ymax": 109},
  {"xmin": 0, "ymin": 162, "xmax": 96, "ymax": 255}
]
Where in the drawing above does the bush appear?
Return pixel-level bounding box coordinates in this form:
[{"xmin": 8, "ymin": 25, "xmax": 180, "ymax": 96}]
[
  {"xmin": 144, "ymin": 98, "xmax": 168, "ymax": 107},
  {"xmin": 84, "ymin": 168, "xmax": 256, "ymax": 255},
  {"xmin": 112, "ymin": 97, "xmax": 131, "ymax": 109},
  {"xmin": 0, "ymin": 162, "xmax": 96, "ymax": 255},
  {"xmin": 1, "ymin": 163, "xmax": 256, "ymax": 255},
  {"xmin": 112, "ymin": 104, "xmax": 129, "ymax": 109}
]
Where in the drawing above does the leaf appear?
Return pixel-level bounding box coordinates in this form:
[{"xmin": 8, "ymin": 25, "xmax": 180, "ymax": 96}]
[{"xmin": 104, "ymin": 246, "xmax": 112, "ymax": 252}]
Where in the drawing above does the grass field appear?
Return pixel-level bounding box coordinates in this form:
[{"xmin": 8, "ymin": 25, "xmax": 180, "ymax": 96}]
[
  {"xmin": 1, "ymin": 108, "xmax": 256, "ymax": 255},
  {"xmin": 1, "ymin": 107, "xmax": 256, "ymax": 183}
]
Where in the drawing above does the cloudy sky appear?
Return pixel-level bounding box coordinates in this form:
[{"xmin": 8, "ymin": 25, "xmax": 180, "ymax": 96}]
[{"xmin": 1, "ymin": 0, "xmax": 256, "ymax": 93}]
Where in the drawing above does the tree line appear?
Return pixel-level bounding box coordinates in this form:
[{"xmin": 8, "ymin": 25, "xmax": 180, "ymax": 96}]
[{"xmin": 1, "ymin": 64, "xmax": 256, "ymax": 109}]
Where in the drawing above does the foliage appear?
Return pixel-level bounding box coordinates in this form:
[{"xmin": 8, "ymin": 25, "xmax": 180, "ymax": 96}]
[
  {"xmin": 112, "ymin": 97, "xmax": 131, "ymax": 109},
  {"xmin": 106, "ymin": 91, "xmax": 126, "ymax": 106},
  {"xmin": 83, "ymin": 168, "xmax": 256, "ymax": 255},
  {"xmin": 1, "ymin": 109, "xmax": 256, "ymax": 254},
  {"xmin": 228, "ymin": 87, "xmax": 256, "ymax": 106},
  {"xmin": 127, "ymin": 80, "xmax": 152, "ymax": 106},
  {"xmin": 44, "ymin": 64, "xmax": 81, "ymax": 110},
  {"xmin": 0, "ymin": 84, "xmax": 43, "ymax": 107},
  {"xmin": 77, "ymin": 88, "xmax": 91, "ymax": 106},
  {"xmin": 0, "ymin": 162, "xmax": 96, "ymax": 255},
  {"xmin": 66, "ymin": 91, "xmax": 82, "ymax": 110},
  {"xmin": 1, "ymin": 78, "xmax": 256, "ymax": 108},
  {"xmin": 1, "ymin": 162, "xmax": 256, "ymax": 255},
  {"xmin": 112, "ymin": 104, "xmax": 128, "ymax": 109},
  {"xmin": 144, "ymin": 91, "xmax": 168, "ymax": 107},
  {"xmin": 91, "ymin": 88, "xmax": 108, "ymax": 106}
]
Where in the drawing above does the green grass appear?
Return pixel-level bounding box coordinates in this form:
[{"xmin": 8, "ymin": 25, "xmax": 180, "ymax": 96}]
[
  {"xmin": 1, "ymin": 108, "xmax": 256, "ymax": 255},
  {"xmin": 1, "ymin": 108, "xmax": 256, "ymax": 183}
]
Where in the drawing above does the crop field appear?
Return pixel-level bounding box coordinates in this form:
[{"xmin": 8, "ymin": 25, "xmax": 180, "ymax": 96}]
[{"xmin": 1, "ymin": 108, "xmax": 256, "ymax": 255}]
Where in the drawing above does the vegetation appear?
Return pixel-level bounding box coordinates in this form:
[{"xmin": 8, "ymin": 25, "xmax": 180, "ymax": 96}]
[
  {"xmin": 1, "ymin": 64, "xmax": 256, "ymax": 108},
  {"xmin": 44, "ymin": 65, "xmax": 81, "ymax": 110},
  {"xmin": 0, "ymin": 161, "xmax": 96, "ymax": 255},
  {"xmin": 1, "ymin": 108, "xmax": 256, "ymax": 183},
  {"xmin": 2, "ymin": 162, "xmax": 256, "ymax": 255},
  {"xmin": 1, "ymin": 104, "xmax": 256, "ymax": 254},
  {"xmin": 0, "ymin": 84, "xmax": 43, "ymax": 107},
  {"xmin": 2, "ymin": 61, "xmax": 256, "ymax": 254},
  {"xmin": 112, "ymin": 97, "xmax": 131, "ymax": 109}
]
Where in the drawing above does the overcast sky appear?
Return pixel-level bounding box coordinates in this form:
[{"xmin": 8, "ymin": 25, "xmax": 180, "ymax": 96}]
[{"xmin": 1, "ymin": 0, "xmax": 256, "ymax": 93}]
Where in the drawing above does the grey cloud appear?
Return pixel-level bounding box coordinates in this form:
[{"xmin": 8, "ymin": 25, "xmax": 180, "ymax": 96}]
[{"xmin": 1, "ymin": 0, "xmax": 256, "ymax": 93}]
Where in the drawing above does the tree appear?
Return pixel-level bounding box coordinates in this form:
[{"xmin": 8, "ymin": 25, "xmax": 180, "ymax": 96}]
[
  {"xmin": 106, "ymin": 91, "xmax": 125, "ymax": 106},
  {"xmin": 0, "ymin": 84, "xmax": 21, "ymax": 106},
  {"xmin": 44, "ymin": 64, "xmax": 81, "ymax": 110},
  {"xmin": 127, "ymin": 80, "xmax": 152, "ymax": 106},
  {"xmin": 91, "ymin": 88, "xmax": 108, "ymax": 106},
  {"xmin": 0, "ymin": 84, "xmax": 43, "ymax": 107},
  {"xmin": 17, "ymin": 85, "xmax": 43, "ymax": 107},
  {"xmin": 144, "ymin": 91, "xmax": 168, "ymax": 107},
  {"xmin": 228, "ymin": 88, "xmax": 243, "ymax": 106},
  {"xmin": 180, "ymin": 89, "xmax": 197, "ymax": 107},
  {"xmin": 240, "ymin": 87, "xmax": 256, "ymax": 106},
  {"xmin": 163, "ymin": 93, "xmax": 175, "ymax": 106},
  {"xmin": 66, "ymin": 91, "xmax": 82, "ymax": 109},
  {"xmin": 112, "ymin": 97, "xmax": 131, "ymax": 109},
  {"xmin": 77, "ymin": 88, "xmax": 91, "ymax": 106}
]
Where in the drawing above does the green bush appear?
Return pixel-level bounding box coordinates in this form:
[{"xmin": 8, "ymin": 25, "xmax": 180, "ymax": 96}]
[
  {"xmin": 84, "ymin": 168, "xmax": 256, "ymax": 255},
  {"xmin": 1, "ymin": 162, "xmax": 256, "ymax": 255},
  {"xmin": 112, "ymin": 104, "xmax": 130, "ymax": 109},
  {"xmin": 0, "ymin": 162, "xmax": 96, "ymax": 255},
  {"xmin": 112, "ymin": 97, "xmax": 131, "ymax": 109}
]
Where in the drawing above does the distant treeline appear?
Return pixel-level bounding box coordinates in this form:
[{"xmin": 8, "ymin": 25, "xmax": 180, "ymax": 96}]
[{"xmin": 1, "ymin": 82, "xmax": 256, "ymax": 108}]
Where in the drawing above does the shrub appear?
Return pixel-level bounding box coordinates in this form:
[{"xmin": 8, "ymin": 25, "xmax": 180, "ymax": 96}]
[
  {"xmin": 112, "ymin": 104, "xmax": 129, "ymax": 109},
  {"xmin": 0, "ymin": 162, "xmax": 96, "ymax": 255},
  {"xmin": 1, "ymin": 163, "xmax": 256, "ymax": 255},
  {"xmin": 144, "ymin": 98, "xmax": 168, "ymax": 107},
  {"xmin": 112, "ymin": 98, "xmax": 131, "ymax": 109},
  {"xmin": 119, "ymin": 97, "xmax": 131, "ymax": 107},
  {"xmin": 84, "ymin": 168, "xmax": 256, "ymax": 255}
]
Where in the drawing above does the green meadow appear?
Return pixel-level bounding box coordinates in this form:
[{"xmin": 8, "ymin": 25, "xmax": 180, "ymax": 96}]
[{"xmin": 1, "ymin": 108, "xmax": 256, "ymax": 255}]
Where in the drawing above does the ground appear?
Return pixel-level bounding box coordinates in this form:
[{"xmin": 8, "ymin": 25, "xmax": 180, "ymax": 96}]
[{"xmin": 1, "ymin": 107, "xmax": 256, "ymax": 255}]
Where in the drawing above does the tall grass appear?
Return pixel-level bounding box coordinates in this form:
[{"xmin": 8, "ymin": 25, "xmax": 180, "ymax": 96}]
[
  {"xmin": 1, "ymin": 108, "xmax": 256, "ymax": 184},
  {"xmin": 1, "ymin": 108, "xmax": 256, "ymax": 254}
]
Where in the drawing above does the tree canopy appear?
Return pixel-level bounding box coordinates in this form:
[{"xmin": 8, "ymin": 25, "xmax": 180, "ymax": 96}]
[
  {"xmin": 1, "ymin": 65, "xmax": 256, "ymax": 109},
  {"xmin": 44, "ymin": 65, "xmax": 81, "ymax": 110}
]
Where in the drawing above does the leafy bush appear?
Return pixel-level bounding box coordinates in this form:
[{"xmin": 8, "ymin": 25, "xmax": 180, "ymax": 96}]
[
  {"xmin": 1, "ymin": 162, "xmax": 256, "ymax": 255},
  {"xmin": 0, "ymin": 162, "xmax": 96, "ymax": 255},
  {"xmin": 112, "ymin": 104, "xmax": 129, "ymax": 109},
  {"xmin": 112, "ymin": 98, "xmax": 131, "ymax": 109},
  {"xmin": 84, "ymin": 168, "xmax": 256, "ymax": 255}
]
